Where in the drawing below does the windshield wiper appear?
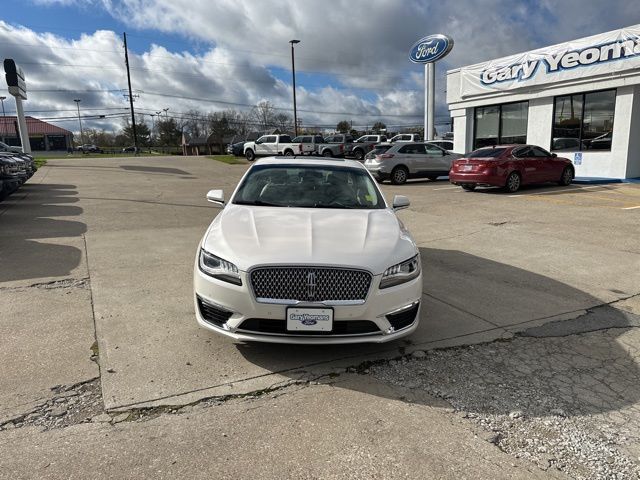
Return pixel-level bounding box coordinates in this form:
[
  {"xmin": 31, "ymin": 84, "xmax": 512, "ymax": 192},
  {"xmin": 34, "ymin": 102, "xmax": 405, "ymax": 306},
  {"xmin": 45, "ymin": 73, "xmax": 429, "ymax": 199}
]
[
  {"xmin": 234, "ymin": 200, "xmax": 284, "ymax": 207},
  {"xmin": 312, "ymin": 202, "xmax": 357, "ymax": 209}
]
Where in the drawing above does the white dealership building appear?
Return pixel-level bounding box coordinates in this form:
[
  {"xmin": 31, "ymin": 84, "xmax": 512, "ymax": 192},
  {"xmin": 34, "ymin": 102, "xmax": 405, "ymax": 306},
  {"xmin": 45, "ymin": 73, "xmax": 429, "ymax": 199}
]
[{"xmin": 446, "ymin": 25, "xmax": 640, "ymax": 179}]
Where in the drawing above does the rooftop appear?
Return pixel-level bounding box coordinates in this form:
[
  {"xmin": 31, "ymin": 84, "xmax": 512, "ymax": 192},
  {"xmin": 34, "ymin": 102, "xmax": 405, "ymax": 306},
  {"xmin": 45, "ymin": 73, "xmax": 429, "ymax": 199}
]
[{"xmin": 0, "ymin": 116, "xmax": 72, "ymax": 136}]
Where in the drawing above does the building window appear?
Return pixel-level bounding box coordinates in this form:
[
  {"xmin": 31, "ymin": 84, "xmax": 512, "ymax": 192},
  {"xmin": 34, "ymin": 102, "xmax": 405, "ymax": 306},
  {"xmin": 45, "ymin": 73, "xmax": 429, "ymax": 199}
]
[
  {"xmin": 551, "ymin": 89, "xmax": 616, "ymax": 151},
  {"xmin": 473, "ymin": 101, "xmax": 528, "ymax": 149}
]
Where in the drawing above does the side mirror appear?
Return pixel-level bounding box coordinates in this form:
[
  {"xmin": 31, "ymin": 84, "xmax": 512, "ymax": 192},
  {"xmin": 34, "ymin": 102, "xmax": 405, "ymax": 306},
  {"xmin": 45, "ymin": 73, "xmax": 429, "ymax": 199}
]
[
  {"xmin": 206, "ymin": 189, "xmax": 225, "ymax": 206},
  {"xmin": 255, "ymin": 140, "xmax": 262, "ymax": 145},
  {"xmin": 392, "ymin": 195, "xmax": 410, "ymax": 211},
  {"xmin": 551, "ymin": 153, "xmax": 557, "ymax": 158}
]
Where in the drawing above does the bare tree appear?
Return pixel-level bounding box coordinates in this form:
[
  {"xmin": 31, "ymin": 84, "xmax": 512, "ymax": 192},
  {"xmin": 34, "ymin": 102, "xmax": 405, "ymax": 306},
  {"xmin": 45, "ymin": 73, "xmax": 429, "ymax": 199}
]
[
  {"xmin": 251, "ymin": 101, "xmax": 277, "ymax": 130},
  {"xmin": 273, "ymin": 112, "xmax": 293, "ymax": 132}
]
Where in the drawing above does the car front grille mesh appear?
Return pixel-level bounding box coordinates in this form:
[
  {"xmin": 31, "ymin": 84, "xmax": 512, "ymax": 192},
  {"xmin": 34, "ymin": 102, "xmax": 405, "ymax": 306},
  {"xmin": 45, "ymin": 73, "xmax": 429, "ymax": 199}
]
[{"xmin": 250, "ymin": 267, "xmax": 372, "ymax": 303}]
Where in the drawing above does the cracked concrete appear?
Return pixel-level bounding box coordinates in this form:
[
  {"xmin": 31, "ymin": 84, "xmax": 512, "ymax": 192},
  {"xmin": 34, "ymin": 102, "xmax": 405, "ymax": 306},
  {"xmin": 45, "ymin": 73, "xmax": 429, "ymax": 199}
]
[
  {"xmin": 371, "ymin": 322, "xmax": 640, "ymax": 480},
  {"xmin": 1, "ymin": 156, "xmax": 639, "ymax": 478}
]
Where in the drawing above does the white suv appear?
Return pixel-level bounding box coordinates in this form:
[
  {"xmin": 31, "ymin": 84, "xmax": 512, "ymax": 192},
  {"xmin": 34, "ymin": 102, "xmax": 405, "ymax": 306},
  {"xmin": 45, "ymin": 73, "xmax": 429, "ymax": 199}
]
[{"xmin": 194, "ymin": 157, "xmax": 422, "ymax": 344}]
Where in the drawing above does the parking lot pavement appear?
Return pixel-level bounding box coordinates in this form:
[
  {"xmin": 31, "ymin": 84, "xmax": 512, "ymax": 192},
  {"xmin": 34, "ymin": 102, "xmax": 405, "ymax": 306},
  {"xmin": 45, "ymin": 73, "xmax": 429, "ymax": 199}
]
[
  {"xmin": 0, "ymin": 376, "xmax": 564, "ymax": 480},
  {"xmin": 1, "ymin": 156, "xmax": 638, "ymax": 478},
  {"xmin": 0, "ymin": 173, "xmax": 98, "ymax": 424}
]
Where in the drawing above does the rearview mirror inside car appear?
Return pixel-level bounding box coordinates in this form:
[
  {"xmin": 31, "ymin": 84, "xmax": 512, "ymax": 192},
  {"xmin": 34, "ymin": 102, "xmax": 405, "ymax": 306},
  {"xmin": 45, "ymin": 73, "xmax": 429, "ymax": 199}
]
[
  {"xmin": 392, "ymin": 195, "xmax": 410, "ymax": 211},
  {"xmin": 206, "ymin": 189, "xmax": 225, "ymax": 206}
]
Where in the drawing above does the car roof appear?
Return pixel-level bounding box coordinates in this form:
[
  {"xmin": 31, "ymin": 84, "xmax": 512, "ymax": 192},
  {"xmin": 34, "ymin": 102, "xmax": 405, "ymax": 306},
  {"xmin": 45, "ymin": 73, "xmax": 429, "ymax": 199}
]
[{"xmin": 254, "ymin": 156, "xmax": 366, "ymax": 170}]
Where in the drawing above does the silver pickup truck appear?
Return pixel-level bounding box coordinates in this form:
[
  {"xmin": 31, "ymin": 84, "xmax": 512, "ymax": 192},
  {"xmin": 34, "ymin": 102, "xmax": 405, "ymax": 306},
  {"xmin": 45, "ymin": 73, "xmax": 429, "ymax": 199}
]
[
  {"xmin": 315, "ymin": 134, "xmax": 354, "ymax": 157},
  {"xmin": 346, "ymin": 134, "xmax": 388, "ymax": 161}
]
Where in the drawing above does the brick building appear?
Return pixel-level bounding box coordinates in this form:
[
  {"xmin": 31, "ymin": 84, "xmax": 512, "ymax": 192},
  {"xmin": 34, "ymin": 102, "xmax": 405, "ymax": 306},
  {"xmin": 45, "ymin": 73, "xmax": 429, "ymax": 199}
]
[{"xmin": 0, "ymin": 116, "xmax": 73, "ymax": 151}]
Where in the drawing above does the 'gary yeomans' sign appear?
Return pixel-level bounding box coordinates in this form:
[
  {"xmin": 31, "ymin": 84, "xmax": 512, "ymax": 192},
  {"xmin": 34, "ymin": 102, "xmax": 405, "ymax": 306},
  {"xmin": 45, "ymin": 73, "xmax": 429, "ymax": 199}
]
[{"xmin": 459, "ymin": 25, "xmax": 640, "ymax": 97}]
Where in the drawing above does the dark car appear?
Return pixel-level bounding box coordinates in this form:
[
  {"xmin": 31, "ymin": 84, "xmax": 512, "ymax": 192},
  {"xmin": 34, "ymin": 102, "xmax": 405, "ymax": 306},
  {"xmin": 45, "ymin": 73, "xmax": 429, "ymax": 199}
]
[
  {"xmin": 0, "ymin": 155, "xmax": 24, "ymax": 200},
  {"xmin": 226, "ymin": 141, "xmax": 246, "ymax": 157},
  {"xmin": 122, "ymin": 146, "xmax": 139, "ymax": 153},
  {"xmin": 449, "ymin": 145, "xmax": 574, "ymax": 193}
]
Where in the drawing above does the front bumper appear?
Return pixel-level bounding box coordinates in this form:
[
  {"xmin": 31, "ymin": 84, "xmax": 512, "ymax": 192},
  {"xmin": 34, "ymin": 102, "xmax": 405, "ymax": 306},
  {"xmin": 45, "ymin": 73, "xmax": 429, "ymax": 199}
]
[{"xmin": 193, "ymin": 266, "xmax": 422, "ymax": 344}]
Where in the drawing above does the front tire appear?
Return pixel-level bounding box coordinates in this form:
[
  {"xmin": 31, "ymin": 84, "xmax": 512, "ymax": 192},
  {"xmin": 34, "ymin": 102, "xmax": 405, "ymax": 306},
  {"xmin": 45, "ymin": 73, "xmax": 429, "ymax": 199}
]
[
  {"xmin": 322, "ymin": 150, "xmax": 333, "ymax": 158},
  {"xmin": 284, "ymin": 150, "xmax": 294, "ymax": 157},
  {"xmin": 505, "ymin": 172, "xmax": 521, "ymax": 193},
  {"xmin": 559, "ymin": 166, "xmax": 574, "ymax": 186},
  {"xmin": 353, "ymin": 149, "xmax": 364, "ymax": 161},
  {"xmin": 390, "ymin": 166, "xmax": 409, "ymax": 185},
  {"xmin": 245, "ymin": 149, "xmax": 255, "ymax": 161}
]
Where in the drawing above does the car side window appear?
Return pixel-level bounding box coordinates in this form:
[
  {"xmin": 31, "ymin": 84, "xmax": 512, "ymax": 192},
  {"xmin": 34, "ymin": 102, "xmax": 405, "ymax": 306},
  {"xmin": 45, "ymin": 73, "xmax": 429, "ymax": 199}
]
[
  {"xmin": 264, "ymin": 136, "xmax": 276, "ymax": 143},
  {"xmin": 399, "ymin": 144, "xmax": 425, "ymax": 154},
  {"xmin": 512, "ymin": 147, "xmax": 529, "ymax": 158},
  {"xmin": 531, "ymin": 146, "xmax": 551, "ymax": 157},
  {"xmin": 425, "ymin": 144, "xmax": 442, "ymax": 155}
]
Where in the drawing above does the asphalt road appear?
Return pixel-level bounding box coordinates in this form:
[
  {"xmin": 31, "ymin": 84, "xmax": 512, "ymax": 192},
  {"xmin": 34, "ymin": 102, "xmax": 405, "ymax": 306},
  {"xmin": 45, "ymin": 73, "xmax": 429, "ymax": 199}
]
[{"xmin": 0, "ymin": 155, "xmax": 638, "ymax": 479}]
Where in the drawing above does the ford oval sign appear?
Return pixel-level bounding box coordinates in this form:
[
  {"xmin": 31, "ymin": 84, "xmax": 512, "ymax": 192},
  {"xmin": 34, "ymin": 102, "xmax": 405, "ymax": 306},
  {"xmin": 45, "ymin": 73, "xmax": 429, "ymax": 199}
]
[{"xmin": 409, "ymin": 34, "xmax": 454, "ymax": 63}]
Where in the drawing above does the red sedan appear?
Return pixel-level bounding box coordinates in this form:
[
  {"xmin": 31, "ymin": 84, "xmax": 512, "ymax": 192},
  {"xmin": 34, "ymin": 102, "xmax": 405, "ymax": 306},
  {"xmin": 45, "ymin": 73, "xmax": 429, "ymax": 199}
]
[{"xmin": 449, "ymin": 145, "xmax": 574, "ymax": 193}]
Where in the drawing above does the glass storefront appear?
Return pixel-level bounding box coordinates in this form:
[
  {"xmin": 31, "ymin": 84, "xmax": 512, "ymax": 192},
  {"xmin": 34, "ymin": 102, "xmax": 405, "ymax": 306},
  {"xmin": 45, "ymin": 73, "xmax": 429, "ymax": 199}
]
[
  {"xmin": 551, "ymin": 89, "xmax": 616, "ymax": 151},
  {"xmin": 473, "ymin": 101, "xmax": 528, "ymax": 149}
]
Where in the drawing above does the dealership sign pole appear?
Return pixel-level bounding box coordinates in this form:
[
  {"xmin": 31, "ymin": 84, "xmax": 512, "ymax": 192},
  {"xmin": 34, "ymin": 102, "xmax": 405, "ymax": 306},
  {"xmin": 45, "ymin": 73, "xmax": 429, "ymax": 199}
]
[
  {"xmin": 409, "ymin": 35, "xmax": 454, "ymax": 141},
  {"xmin": 3, "ymin": 59, "xmax": 30, "ymax": 153}
]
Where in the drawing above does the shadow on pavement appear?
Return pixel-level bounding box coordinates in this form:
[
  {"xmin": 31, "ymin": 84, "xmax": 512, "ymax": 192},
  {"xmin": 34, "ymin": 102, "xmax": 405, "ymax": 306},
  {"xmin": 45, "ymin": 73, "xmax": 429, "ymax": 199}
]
[
  {"xmin": 237, "ymin": 248, "xmax": 640, "ymax": 418},
  {"xmin": 0, "ymin": 183, "xmax": 86, "ymax": 283},
  {"xmin": 120, "ymin": 166, "xmax": 191, "ymax": 175}
]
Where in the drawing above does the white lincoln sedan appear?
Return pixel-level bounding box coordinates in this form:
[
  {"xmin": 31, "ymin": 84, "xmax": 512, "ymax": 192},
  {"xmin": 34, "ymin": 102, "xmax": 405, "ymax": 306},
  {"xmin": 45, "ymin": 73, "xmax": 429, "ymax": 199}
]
[{"xmin": 194, "ymin": 157, "xmax": 422, "ymax": 344}]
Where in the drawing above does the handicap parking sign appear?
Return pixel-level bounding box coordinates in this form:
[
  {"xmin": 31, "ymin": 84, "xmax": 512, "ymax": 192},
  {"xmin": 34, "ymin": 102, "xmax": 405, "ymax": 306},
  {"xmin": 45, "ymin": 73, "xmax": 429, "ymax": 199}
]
[{"xmin": 574, "ymin": 152, "xmax": 582, "ymax": 165}]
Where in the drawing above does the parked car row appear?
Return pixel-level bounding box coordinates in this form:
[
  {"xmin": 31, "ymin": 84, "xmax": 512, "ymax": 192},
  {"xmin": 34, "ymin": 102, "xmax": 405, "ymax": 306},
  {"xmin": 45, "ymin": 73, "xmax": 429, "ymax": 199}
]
[
  {"xmin": 232, "ymin": 133, "xmax": 455, "ymax": 162},
  {"xmin": 0, "ymin": 151, "xmax": 37, "ymax": 201}
]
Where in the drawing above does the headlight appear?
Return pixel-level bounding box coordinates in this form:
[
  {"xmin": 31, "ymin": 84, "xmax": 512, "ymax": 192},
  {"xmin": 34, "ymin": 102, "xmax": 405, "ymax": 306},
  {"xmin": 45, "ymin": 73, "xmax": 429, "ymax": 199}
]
[
  {"xmin": 198, "ymin": 249, "xmax": 242, "ymax": 286},
  {"xmin": 380, "ymin": 254, "xmax": 421, "ymax": 289}
]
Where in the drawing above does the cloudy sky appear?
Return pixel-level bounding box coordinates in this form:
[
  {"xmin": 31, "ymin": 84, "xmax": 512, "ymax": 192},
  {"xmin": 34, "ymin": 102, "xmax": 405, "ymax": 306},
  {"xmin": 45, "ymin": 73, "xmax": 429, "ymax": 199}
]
[{"xmin": 0, "ymin": 0, "xmax": 639, "ymax": 135}]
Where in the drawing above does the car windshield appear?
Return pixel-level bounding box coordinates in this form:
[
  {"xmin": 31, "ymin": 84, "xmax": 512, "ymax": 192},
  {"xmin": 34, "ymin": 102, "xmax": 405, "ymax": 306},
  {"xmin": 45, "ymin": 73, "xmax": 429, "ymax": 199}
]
[
  {"xmin": 466, "ymin": 147, "xmax": 507, "ymax": 158},
  {"xmin": 233, "ymin": 165, "xmax": 386, "ymax": 209}
]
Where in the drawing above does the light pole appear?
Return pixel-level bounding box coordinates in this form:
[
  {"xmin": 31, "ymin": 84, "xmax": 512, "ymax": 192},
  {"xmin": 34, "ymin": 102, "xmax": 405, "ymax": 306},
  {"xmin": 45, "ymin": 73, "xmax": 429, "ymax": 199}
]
[
  {"xmin": 289, "ymin": 39, "xmax": 300, "ymax": 137},
  {"xmin": 163, "ymin": 108, "xmax": 169, "ymax": 119},
  {"xmin": 150, "ymin": 114, "xmax": 156, "ymax": 145},
  {"xmin": 73, "ymin": 99, "xmax": 84, "ymax": 146},
  {"xmin": 0, "ymin": 96, "xmax": 6, "ymax": 141}
]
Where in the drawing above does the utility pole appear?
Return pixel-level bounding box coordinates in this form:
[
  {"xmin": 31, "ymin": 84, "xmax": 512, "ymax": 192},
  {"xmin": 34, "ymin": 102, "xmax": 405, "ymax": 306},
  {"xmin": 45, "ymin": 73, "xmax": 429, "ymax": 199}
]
[
  {"xmin": 123, "ymin": 32, "xmax": 138, "ymax": 153},
  {"xmin": 73, "ymin": 99, "xmax": 83, "ymax": 145},
  {"xmin": 0, "ymin": 96, "xmax": 6, "ymax": 141},
  {"xmin": 289, "ymin": 39, "xmax": 300, "ymax": 137}
]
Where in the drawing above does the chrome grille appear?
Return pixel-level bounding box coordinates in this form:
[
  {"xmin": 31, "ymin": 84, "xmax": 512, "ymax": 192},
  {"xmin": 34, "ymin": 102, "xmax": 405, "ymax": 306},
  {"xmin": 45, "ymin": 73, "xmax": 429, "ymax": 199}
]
[{"xmin": 250, "ymin": 267, "xmax": 372, "ymax": 303}]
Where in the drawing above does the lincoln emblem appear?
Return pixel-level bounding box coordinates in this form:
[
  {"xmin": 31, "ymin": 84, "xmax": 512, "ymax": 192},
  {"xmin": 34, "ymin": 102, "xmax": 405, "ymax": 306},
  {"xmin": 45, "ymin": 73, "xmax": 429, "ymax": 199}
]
[{"xmin": 307, "ymin": 272, "xmax": 317, "ymax": 300}]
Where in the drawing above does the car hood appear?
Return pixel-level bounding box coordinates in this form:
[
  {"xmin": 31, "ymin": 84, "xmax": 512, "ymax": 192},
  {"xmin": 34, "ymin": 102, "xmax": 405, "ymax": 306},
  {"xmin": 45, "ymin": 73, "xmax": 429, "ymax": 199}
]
[{"xmin": 202, "ymin": 205, "xmax": 417, "ymax": 274}]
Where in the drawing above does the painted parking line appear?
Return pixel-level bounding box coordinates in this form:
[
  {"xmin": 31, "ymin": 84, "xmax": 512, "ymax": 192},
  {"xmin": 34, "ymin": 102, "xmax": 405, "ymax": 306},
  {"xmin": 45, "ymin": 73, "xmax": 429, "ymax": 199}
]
[
  {"xmin": 508, "ymin": 185, "xmax": 613, "ymax": 198},
  {"xmin": 433, "ymin": 186, "xmax": 460, "ymax": 191},
  {"xmin": 622, "ymin": 205, "xmax": 640, "ymax": 210}
]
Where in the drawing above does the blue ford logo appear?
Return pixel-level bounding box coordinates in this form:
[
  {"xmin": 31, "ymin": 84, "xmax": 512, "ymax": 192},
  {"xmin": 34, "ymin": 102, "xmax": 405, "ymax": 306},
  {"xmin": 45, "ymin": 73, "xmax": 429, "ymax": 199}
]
[
  {"xmin": 301, "ymin": 318, "xmax": 317, "ymax": 326},
  {"xmin": 409, "ymin": 34, "xmax": 454, "ymax": 63}
]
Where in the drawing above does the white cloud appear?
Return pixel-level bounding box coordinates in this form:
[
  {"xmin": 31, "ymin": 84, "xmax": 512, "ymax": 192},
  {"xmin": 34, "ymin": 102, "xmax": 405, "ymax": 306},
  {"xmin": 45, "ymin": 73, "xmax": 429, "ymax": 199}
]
[{"xmin": 4, "ymin": 0, "xmax": 640, "ymax": 135}]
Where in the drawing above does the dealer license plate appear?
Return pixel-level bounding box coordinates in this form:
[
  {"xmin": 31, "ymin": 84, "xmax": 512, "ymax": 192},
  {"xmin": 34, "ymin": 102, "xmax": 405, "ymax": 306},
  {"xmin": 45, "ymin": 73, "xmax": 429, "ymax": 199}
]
[
  {"xmin": 463, "ymin": 165, "xmax": 473, "ymax": 171},
  {"xmin": 286, "ymin": 308, "xmax": 333, "ymax": 332}
]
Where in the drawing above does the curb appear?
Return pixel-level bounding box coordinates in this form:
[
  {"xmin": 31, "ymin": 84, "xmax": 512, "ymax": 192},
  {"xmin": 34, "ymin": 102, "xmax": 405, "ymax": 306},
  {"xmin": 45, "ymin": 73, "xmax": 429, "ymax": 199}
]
[{"xmin": 573, "ymin": 177, "xmax": 640, "ymax": 185}]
